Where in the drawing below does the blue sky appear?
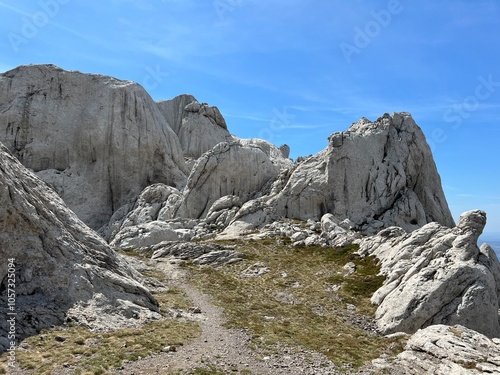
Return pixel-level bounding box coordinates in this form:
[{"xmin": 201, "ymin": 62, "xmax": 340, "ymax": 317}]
[{"xmin": 0, "ymin": 0, "xmax": 499, "ymax": 235}]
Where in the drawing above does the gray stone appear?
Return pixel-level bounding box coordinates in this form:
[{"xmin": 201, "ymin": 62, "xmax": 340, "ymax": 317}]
[
  {"xmin": 110, "ymin": 221, "xmax": 185, "ymax": 249},
  {"xmin": 373, "ymin": 325, "xmax": 500, "ymax": 374},
  {"xmin": 361, "ymin": 210, "xmax": 500, "ymax": 338},
  {"xmin": 0, "ymin": 142, "xmax": 159, "ymax": 352},
  {"xmin": 279, "ymin": 144, "xmax": 291, "ymax": 158},
  {"xmin": 150, "ymin": 241, "xmax": 243, "ymax": 265},
  {"xmin": 156, "ymin": 94, "xmax": 196, "ymax": 135},
  {"xmin": 100, "ymin": 183, "xmax": 182, "ymax": 242},
  {"xmin": 158, "ymin": 96, "xmax": 233, "ymax": 159},
  {"xmin": 0, "ymin": 64, "xmax": 188, "ymax": 229},
  {"xmin": 268, "ymin": 113, "xmax": 455, "ymax": 232},
  {"xmin": 177, "ymin": 142, "xmax": 282, "ymax": 219}
]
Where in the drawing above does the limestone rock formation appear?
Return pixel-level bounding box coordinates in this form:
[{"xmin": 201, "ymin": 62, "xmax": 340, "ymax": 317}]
[
  {"xmin": 0, "ymin": 142, "xmax": 159, "ymax": 352},
  {"xmin": 156, "ymin": 94, "xmax": 197, "ymax": 135},
  {"xmin": 268, "ymin": 113, "xmax": 455, "ymax": 232},
  {"xmin": 150, "ymin": 241, "xmax": 244, "ymax": 266},
  {"xmin": 176, "ymin": 141, "xmax": 289, "ymax": 219},
  {"xmin": 157, "ymin": 95, "xmax": 233, "ymax": 159},
  {"xmin": 100, "ymin": 183, "xmax": 183, "ymax": 242},
  {"xmin": 373, "ymin": 325, "xmax": 500, "ymax": 374},
  {"xmin": 0, "ymin": 64, "xmax": 188, "ymax": 229},
  {"xmin": 360, "ymin": 210, "xmax": 500, "ymax": 338}
]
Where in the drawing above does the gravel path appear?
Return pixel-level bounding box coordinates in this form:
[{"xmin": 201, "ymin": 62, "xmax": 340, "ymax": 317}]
[
  {"xmin": 109, "ymin": 258, "xmax": 345, "ymax": 375},
  {"xmin": 6, "ymin": 257, "xmax": 364, "ymax": 375}
]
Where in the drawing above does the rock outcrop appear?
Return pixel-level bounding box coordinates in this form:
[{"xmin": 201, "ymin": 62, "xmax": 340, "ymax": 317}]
[
  {"xmin": 0, "ymin": 64, "xmax": 188, "ymax": 229},
  {"xmin": 373, "ymin": 325, "xmax": 500, "ymax": 374},
  {"xmin": 99, "ymin": 183, "xmax": 184, "ymax": 242},
  {"xmin": 150, "ymin": 241, "xmax": 245, "ymax": 266},
  {"xmin": 176, "ymin": 141, "xmax": 290, "ymax": 219},
  {"xmin": 157, "ymin": 95, "xmax": 233, "ymax": 159},
  {"xmin": 0, "ymin": 142, "xmax": 159, "ymax": 352},
  {"xmin": 0, "ymin": 64, "xmax": 456, "ymax": 236},
  {"xmin": 268, "ymin": 113, "xmax": 455, "ymax": 232},
  {"xmin": 360, "ymin": 210, "xmax": 500, "ymax": 338}
]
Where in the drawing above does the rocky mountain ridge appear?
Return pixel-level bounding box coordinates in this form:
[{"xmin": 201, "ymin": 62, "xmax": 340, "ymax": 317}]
[{"xmin": 1, "ymin": 64, "xmax": 498, "ymax": 373}]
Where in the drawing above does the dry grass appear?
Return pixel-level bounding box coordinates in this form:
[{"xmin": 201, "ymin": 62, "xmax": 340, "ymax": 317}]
[
  {"xmin": 1, "ymin": 256, "xmax": 200, "ymax": 375},
  {"xmin": 12, "ymin": 319, "xmax": 199, "ymax": 375},
  {"xmin": 187, "ymin": 239, "xmax": 403, "ymax": 368},
  {"xmin": 169, "ymin": 362, "xmax": 253, "ymax": 375}
]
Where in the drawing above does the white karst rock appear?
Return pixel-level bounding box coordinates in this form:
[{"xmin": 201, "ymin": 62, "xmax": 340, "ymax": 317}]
[
  {"xmin": 157, "ymin": 95, "xmax": 234, "ymax": 160},
  {"xmin": 0, "ymin": 64, "xmax": 188, "ymax": 229},
  {"xmin": 268, "ymin": 113, "xmax": 455, "ymax": 232},
  {"xmin": 176, "ymin": 140, "xmax": 293, "ymax": 219},
  {"xmin": 360, "ymin": 209, "xmax": 500, "ymax": 338},
  {"xmin": 0, "ymin": 142, "xmax": 159, "ymax": 352},
  {"xmin": 373, "ymin": 325, "xmax": 500, "ymax": 374}
]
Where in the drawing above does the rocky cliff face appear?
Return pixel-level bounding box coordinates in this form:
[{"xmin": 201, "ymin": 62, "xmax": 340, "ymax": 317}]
[
  {"xmin": 0, "ymin": 142, "xmax": 159, "ymax": 352},
  {"xmin": 0, "ymin": 64, "xmax": 188, "ymax": 229},
  {"xmin": 176, "ymin": 140, "xmax": 292, "ymax": 219},
  {"xmin": 0, "ymin": 65, "xmax": 455, "ymax": 234},
  {"xmin": 1, "ymin": 64, "xmax": 498, "ymax": 372},
  {"xmin": 268, "ymin": 113, "xmax": 455, "ymax": 232}
]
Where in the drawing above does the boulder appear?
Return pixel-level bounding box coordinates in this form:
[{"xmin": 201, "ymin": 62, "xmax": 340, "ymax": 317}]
[
  {"xmin": 109, "ymin": 221, "xmax": 187, "ymax": 249},
  {"xmin": 0, "ymin": 64, "xmax": 188, "ymax": 229},
  {"xmin": 0, "ymin": 142, "xmax": 159, "ymax": 352},
  {"xmin": 205, "ymin": 195, "xmax": 242, "ymax": 228},
  {"xmin": 373, "ymin": 325, "xmax": 500, "ymax": 374},
  {"xmin": 238, "ymin": 138, "xmax": 294, "ymax": 170},
  {"xmin": 150, "ymin": 241, "xmax": 244, "ymax": 265},
  {"xmin": 218, "ymin": 199, "xmax": 272, "ymax": 239},
  {"xmin": 268, "ymin": 113, "xmax": 455, "ymax": 232},
  {"xmin": 100, "ymin": 183, "xmax": 182, "ymax": 242},
  {"xmin": 360, "ymin": 210, "xmax": 500, "ymax": 338}
]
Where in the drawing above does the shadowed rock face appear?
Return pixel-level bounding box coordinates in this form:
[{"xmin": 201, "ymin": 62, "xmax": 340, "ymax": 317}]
[
  {"xmin": 0, "ymin": 64, "xmax": 188, "ymax": 229},
  {"xmin": 0, "ymin": 142, "xmax": 159, "ymax": 353},
  {"xmin": 268, "ymin": 113, "xmax": 455, "ymax": 232}
]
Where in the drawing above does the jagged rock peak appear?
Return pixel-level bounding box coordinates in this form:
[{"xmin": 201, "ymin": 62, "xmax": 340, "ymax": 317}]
[
  {"xmin": 0, "ymin": 64, "xmax": 188, "ymax": 229},
  {"xmin": 0, "ymin": 142, "xmax": 159, "ymax": 352},
  {"xmin": 269, "ymin": 112, "xmax": 455, "ymax": 232},
  {"xmin": 157, "ymin": 94, "xmax": 233, "ymax": 159}
]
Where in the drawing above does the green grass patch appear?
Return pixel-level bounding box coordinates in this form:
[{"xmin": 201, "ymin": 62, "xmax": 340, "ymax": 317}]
[{"xmin": 188, "ymin": 239, "xmax": 401, "ymax": 368}]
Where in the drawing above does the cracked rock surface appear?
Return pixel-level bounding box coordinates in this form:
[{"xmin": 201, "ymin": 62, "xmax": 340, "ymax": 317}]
[
  {"xmin": 372, "ymin": 324, "xmax": 500, "ymax": 374},
  {"xmin": 268, "ymin": 113, "xmax": 455, "ymax": 232},
  {"xmin": 0, "ymin": 142, "xmax": 159, "ymax": 352},
  {"xmin": 0, "ymin": 64, "xmax": 188, "ymax": 229},
  {"xmin": 360, "ymin": 210, "xmax": 500, "ymax": 338}
]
